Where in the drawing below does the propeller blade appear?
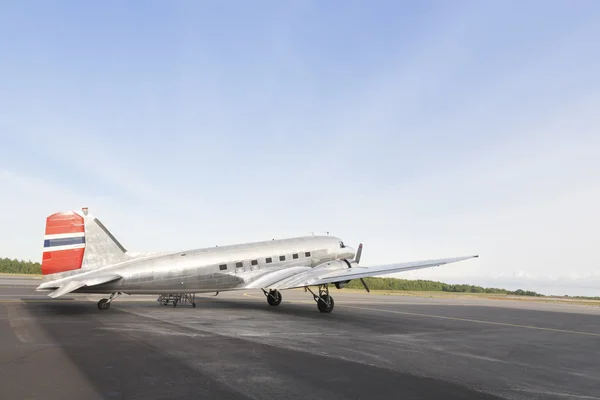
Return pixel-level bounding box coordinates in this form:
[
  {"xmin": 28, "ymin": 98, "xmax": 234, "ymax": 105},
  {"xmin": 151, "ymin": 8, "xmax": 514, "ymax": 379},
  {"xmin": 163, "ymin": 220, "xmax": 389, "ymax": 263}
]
[
  {"xmin": 355, "ymin": 243, "xmax": 363, "ymax": 264},
  {"xmin": 360, "ymin": 278, "xmax": 370, "ymax": 293}
]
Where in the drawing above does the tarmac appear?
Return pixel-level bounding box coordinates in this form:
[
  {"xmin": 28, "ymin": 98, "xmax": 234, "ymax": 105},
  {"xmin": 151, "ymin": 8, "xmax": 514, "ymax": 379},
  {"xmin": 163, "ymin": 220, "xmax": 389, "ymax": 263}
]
[{"xmin": 1, "ymin": 275, "xmax": 599, "ymax": 400}]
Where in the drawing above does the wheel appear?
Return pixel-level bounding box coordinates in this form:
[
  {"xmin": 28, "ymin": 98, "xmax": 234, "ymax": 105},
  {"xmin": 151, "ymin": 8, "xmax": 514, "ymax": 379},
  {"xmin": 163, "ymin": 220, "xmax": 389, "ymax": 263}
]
[
  {"xmin": 267, "ymin": 290, "xmax": 282, "ymax": 306},
  {"xmin": 192, "ymin": 302, "xmax": 196, "ymax": 308},
  {"xmin": 317, "ymin": 295, "xmax": 334, "ymax": 313},
  {"xmin": 97, "ymin": 298, "xmax": 110, "ymax": 310}
]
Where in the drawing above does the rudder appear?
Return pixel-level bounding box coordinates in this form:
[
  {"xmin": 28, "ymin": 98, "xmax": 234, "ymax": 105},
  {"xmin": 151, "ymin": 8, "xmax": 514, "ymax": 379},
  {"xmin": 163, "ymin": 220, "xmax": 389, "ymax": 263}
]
[{"xmin": 42, "ymin": 211, "xmax": 86, "ymax": 275}]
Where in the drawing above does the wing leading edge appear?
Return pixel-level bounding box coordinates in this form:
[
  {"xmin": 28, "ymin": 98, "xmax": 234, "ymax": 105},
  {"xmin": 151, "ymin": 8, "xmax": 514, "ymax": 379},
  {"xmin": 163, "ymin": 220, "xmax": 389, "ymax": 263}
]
[{"xmin": 268, "ymin": 255, "xmax": 478, "ymax": 290}]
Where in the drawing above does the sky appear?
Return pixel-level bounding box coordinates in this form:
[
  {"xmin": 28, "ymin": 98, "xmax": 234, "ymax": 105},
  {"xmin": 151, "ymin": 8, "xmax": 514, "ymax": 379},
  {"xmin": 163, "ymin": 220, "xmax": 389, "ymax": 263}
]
[{"xmin": 1, "ymin": 1, "xmax": 599, "ymax": 296}]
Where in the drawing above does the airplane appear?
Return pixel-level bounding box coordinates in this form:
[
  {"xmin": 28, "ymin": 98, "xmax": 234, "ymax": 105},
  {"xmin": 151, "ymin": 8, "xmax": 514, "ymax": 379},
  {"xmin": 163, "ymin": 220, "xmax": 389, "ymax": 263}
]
[{"xmin": 36, "ymin": 208, "xmax": 479, "ymax": 313}]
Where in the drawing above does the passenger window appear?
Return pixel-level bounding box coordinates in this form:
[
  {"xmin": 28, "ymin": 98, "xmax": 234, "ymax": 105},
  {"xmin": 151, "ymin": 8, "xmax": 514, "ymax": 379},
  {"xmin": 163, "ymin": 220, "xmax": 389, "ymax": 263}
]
[
  {"xmin": 293, "ymin": 253, "xmax": 298, "ymax": 259},
  {"xmin": 279, "ymin": 255, "xmax": 285, "ymax": 261},
  {"xmin": 236, "ymin": 262, "xmax": 243, "ymax": 268},
  {"xmin": 219, "ymin": 264, "xmax": 227, "ymax": 271},
  {"xmin": 305, "ymin": 251, "xmax": 311, "ymax": 257},
  {"xmin": 266, "ymin": 257, "xmax": 272, "ymax": 263},
  {"xmin": 251, "ymin": 260, "xmax": 258, "ymax": 266}
]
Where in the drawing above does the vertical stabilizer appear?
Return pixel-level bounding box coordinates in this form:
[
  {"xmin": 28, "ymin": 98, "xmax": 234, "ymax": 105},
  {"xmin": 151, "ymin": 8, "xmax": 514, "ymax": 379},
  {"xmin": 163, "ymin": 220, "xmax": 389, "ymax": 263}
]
[
  {"xmin": 80, "ymin": 210, "xmax": 129, "ymax": 270},
  {"xmin": 41, "ymin": 208, "xmax": 130, "ymax": 276}
]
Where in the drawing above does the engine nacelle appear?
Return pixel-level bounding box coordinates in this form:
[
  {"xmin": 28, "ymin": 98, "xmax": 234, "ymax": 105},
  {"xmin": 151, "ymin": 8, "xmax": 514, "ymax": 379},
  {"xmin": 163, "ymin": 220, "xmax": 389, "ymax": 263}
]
[
  {"xmin": 334, "ymin": 280, "xmax": 351, "ymax": 289},
  {"xmin": 320, "ymin": 258, "xmax": 355, "ymax": 289}
]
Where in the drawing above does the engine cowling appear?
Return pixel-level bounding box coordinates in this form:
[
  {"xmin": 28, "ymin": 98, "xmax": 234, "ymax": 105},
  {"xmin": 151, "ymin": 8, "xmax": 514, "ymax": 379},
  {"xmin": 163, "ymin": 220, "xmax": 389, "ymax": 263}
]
[
  {"xmin": 334, "ymin": 280, "xmax": 351, "ymax": 289},
  {"xmin": 333, "ymin": 259, "xmax": 356, "ymax": 289},
  {"xmin": 310, "ymin": 259, "xmax": 357, "ymax": 289}
]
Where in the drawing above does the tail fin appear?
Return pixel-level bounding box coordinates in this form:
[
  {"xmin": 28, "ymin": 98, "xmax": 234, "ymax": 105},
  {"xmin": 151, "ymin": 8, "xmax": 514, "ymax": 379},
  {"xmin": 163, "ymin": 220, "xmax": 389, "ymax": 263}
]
[{"xmin": 42, "ymin": 208, "xmax": 129, "ymax": 276}]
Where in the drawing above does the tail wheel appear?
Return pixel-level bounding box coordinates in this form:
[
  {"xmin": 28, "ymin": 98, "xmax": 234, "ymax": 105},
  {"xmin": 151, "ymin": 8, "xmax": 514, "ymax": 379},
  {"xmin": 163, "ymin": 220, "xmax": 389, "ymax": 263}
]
[
  {"xmin": 267, "ymin": 290, "xmax": 282, "ymax": 306},
  {"xmin": 317, "ymin": 295, "xmax": 334, "ymax": 313}
]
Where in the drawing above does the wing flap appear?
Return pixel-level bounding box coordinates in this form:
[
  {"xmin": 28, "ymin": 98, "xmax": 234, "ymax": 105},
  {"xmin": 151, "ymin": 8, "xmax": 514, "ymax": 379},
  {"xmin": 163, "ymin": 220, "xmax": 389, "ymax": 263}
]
[{"xmin": 270, "ymin": 255, "xmax": 478, "ymax": 290}]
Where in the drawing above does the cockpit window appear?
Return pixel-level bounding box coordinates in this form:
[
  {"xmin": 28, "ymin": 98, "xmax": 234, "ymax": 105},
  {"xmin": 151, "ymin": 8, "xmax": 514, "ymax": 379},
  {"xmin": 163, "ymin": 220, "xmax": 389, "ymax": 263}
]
[{"xmin": 339, "ymin": 241, "xmax": 345, "ymax": 248}]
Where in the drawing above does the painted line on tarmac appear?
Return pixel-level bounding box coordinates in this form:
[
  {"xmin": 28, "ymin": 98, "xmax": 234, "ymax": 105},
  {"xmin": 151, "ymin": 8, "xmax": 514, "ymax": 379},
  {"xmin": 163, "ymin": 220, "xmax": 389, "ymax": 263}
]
[
  {"xmin": 0, "ymin": 300, "xmax": 83, "ymax": 303},
  {"xmin": 341, "ymin": 305, "xmax": 600, "ymax": 337},
  {"xmin": 0, "ymin": 286, "xmax": 39, "ymax": 289},
  {"xmin": 243, "ymin": 293, "xmax": 600, "ymax": 337}
]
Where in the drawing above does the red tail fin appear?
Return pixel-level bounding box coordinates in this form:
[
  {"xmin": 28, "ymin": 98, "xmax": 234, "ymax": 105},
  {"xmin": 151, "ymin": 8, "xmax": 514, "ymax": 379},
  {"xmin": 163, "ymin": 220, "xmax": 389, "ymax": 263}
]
[{"xmin": 41, "ymin": 211, "xmax": 85, "ymax": 275}]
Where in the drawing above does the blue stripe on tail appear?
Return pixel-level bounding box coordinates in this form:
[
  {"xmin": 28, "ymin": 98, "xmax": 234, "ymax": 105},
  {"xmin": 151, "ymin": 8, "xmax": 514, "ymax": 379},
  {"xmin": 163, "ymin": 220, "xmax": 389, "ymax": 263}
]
[{"xmin": 44, "ymin": 237, "xmax": 86, "ymax": 248}]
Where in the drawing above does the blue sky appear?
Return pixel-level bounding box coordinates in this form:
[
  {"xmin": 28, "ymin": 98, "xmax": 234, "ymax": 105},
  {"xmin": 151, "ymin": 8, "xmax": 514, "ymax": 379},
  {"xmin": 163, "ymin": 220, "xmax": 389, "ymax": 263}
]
[{"xmin": 1, "ymin": 1, "xmax": 599, "ymax": 295}]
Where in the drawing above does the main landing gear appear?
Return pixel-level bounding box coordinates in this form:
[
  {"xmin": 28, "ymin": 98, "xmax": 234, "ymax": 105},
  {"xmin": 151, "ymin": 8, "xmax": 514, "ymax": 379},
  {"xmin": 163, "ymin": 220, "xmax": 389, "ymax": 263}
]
[
  {"xmin": 262, "ymin": 289, "xmax": 282, "ymax": 306},
  {"xmin": 97, "ymin": 292, "xmax": 121, "ymax": 310},
  {"xmin": 306, "ymin": 284, "xmax": 335, "ymax": 313}
]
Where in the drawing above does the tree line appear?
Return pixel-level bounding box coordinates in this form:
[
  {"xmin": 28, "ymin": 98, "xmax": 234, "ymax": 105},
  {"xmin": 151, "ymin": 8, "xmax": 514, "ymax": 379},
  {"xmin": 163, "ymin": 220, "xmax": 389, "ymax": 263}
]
[
  {"xmin": 345, "ymin": 276, "xmax": 543, "ymax": 297},
  {"xmin": 0, "ymin": 257, "xmax": 42, "ymax": 274}
]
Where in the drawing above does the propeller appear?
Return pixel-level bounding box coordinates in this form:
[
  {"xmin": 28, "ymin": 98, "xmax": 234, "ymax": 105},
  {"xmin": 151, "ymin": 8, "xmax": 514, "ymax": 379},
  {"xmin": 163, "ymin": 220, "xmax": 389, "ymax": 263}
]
[
  {"xmin": 355, "ymin": 243, "xmax": 370, "ymax": 293},
  {"xmin": 355, "ymin": 243, "xmax": 363, "ymax": 264}
]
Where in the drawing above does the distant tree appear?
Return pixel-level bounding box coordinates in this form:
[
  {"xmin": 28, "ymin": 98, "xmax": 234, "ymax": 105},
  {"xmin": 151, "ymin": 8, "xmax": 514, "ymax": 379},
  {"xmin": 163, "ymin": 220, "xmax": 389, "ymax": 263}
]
[
  {"xmin": 0, "ymin": 257, "xmax": 42, "ymax": 274},
  {"xmin": 345, "ymin": 277, "xmax": 543, "ymax": 297}
]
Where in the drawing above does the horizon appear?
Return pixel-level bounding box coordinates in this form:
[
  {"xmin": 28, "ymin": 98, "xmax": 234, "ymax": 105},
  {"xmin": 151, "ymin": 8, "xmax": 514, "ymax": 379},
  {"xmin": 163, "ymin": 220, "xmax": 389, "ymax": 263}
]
[
  {"xmin": 1, "ymin": 252, "xmax": 596, "ymax": 298},
  {"xmin": 1, "ymin": 2, "xmax": 599, "ymax": 296}
]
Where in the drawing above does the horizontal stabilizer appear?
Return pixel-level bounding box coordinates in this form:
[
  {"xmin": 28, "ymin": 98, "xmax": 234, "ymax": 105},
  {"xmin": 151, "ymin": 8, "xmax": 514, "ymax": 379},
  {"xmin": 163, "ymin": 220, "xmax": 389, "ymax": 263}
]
[
  {"xmin": 48, "ymin": 280, "xmax": 87, "ymax": 298},
  {"xmin": 44, "ymin": 274, "xmax": 122, "ymax": 298}
]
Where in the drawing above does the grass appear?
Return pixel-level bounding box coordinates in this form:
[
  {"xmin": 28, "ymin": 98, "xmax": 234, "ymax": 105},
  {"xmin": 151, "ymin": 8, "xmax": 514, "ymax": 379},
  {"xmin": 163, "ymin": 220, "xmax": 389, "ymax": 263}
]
[
  {"xmin": 0, "ymin": 273, "xmax": 42, "ymax": 278},
  {"xmin": 334, "ymin": 288, "xmax": 600, "ymax": 306}
]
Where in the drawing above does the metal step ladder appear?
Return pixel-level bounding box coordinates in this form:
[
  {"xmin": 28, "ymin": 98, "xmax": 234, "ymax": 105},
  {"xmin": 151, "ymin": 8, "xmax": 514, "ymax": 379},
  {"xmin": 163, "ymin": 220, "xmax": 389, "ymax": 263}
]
[{"xmin": 157, "ymin": 293, "xmax": 196, "ymax": 308}]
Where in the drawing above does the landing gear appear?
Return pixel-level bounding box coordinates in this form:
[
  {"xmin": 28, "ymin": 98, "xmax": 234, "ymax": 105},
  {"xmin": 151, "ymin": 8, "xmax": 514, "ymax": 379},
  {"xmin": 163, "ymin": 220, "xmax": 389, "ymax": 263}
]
[
  {"xmin": 97, "ymin": 292, "xmax": 121, "ymax": 310},
  {"xmin": 317, "ymin": 294, "xmax": 334, "ymax": 313},
  {"xmin": 262, "ymin": 289, "xmax": 282, "ymax": 306},
  {"xmin": 97, "ymin": 298, "xmax": 110, "ymax": 310},
  {"xmin": 306, "ymin": 284, "xmax": 335, "ymax": 313}
]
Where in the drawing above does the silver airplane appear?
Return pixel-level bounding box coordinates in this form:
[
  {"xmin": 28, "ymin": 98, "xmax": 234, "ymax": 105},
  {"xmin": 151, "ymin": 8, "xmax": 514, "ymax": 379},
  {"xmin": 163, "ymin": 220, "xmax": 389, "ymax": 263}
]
[{"xmin": 36, "ymin": 208, "xmax": 479, "ymax": 313}]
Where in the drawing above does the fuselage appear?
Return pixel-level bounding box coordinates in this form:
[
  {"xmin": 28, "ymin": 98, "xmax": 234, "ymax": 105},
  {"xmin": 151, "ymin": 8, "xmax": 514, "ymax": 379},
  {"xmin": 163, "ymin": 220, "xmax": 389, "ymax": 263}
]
[{"xmin": 70, "ymin": 235, "xmax": 355, "ymax": 294}]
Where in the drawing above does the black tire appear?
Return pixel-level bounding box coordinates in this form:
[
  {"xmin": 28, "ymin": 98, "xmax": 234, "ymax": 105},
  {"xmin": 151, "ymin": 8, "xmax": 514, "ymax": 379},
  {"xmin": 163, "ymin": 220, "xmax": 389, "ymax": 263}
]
[
  {"xmin": 317, "ymin": 295, "xmax": 334, "ymax": 313},
  {"xmin": 97, "ymin": 298, "xmax": 110, "ymax": 310},
  {"xmin": 267, "ymin": 290, "xmax": 282, "ymax": 306}
]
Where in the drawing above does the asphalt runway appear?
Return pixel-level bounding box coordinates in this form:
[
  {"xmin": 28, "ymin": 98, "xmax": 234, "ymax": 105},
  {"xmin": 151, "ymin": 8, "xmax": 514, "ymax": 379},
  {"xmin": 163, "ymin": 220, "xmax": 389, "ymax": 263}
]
[{"xmin": 1, "ymin": 276, "xmax": 599, "ymax": 400}]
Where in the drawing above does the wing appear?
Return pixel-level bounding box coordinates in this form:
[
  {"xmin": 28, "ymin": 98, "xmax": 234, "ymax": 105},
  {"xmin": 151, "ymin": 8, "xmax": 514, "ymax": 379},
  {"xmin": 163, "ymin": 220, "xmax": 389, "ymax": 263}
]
[
  {"xmin": 267, "ymin": 255, "xmax": 478, "ymax": 290},
  {"xmin": 242, "ymin": 265, "xmax": 313, "ymax": 289},
  {"xmin": 37, "ymin": 274, "xmax": 122, "ymax": 298}
]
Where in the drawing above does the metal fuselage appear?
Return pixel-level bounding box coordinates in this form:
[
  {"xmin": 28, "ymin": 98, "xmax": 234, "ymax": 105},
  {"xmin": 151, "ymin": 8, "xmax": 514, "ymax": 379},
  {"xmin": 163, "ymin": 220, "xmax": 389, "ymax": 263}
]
[{"xmin": 72, "ymin": 236, "xmax": 355, "ymax": 295}]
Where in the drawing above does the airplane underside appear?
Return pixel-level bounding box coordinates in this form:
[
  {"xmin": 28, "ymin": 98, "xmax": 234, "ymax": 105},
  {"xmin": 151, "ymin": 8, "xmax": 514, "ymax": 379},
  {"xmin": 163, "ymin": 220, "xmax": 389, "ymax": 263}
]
[{"xmin": 86, "ymin": 284, "xmax": 337, "ymax": 313}]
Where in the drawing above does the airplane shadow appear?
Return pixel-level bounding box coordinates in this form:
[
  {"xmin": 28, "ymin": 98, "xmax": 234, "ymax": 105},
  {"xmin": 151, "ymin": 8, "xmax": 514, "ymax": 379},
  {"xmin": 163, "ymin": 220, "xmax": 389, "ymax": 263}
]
[
  {"xmin": 18, "ymin": 301, "xmax": 260, "ymax": 399},
  {"xmin": 16, "ymin": 298, "xmax": 503, "ymax": 400},
  {"xmin": 143, "ymin": 295, "xmax": 340, "ymax": 321}
]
